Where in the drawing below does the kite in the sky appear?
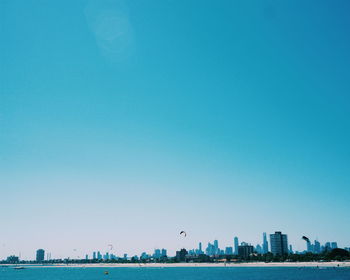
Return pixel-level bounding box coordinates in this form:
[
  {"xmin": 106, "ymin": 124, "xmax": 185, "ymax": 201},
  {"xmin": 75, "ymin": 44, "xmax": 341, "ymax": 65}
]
[
  {"xmin": 302, "ymin": 236, "xmax": 310, "ymax": 243},
  {"xmin": 180, "ymin": 231, "xmax": 187, "ymax": 237}
]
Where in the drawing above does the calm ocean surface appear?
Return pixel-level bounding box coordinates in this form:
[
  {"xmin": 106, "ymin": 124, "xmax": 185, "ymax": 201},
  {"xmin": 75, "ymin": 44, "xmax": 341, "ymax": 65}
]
[{"xmin": 1, "ymin": 267, "xmax": 350, "ymax": 280}]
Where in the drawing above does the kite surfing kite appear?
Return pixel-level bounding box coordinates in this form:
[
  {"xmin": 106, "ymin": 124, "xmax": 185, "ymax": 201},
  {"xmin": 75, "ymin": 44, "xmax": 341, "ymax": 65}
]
[
  {"xmin": 302, "ymin": 236, "xmax": 310, "ymax": 243},
  {"xmin": 180, "ymin": 231, "xmax": 187, "ymax": 237}
]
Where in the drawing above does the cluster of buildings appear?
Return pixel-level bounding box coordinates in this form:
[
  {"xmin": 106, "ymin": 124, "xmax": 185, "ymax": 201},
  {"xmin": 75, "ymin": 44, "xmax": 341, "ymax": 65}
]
[
  {"xmin": 183, "ymin": 232, "xmax": 289, "ymax": 259},
  {"xmin": 140, "ymin": 249, "xmax": 167, "ymax": 260},
  {"xmin": 89, "ymin": 251, "xmax": 119, "ymax": 261},
  {"xmin": 305, "ymin": 240, "xmax": 338, "ymax": 254},
  {"xmin": 85, "ymin": 248, "xmax": 168, "ymax": 262},
  {"xmin": 2, "ymin": 232, "xmax": 347, "ymax": 263},
  {"xmin": 183, "ymin": 231, "xmax": 344, "ymax": 259}
]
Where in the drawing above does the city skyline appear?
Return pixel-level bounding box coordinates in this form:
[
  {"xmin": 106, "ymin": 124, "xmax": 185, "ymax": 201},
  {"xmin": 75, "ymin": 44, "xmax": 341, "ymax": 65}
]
[
  {"xmin": 1, "ymin": 231, "xmax": 346, "ymax": 261},
  {"xmin": 1, "ymin": 0, "xmax": 350, "ymax": 261}
]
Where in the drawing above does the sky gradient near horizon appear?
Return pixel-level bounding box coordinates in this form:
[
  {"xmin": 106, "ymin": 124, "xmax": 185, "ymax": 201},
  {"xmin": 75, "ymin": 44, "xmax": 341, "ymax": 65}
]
[{"xmin": 1, "ymin": 0, "xmax": 350, "ymax": 260}]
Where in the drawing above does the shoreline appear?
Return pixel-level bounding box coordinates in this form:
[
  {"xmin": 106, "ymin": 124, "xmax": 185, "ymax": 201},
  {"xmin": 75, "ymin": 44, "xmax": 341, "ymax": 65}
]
[{"xmin": 3, "ymin": 262, "xmax": 350, "ymax": 268}]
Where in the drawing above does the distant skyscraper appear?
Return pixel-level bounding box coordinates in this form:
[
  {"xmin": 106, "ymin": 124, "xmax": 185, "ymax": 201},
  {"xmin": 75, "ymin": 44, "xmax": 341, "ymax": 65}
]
[
  {"xmin": 206, "ymin": 242, "xmax": 215, "ymax": 256},
  {"xmin": 188, "ymin": 249, "xmax": 195, "ymax": 256},
  {"xmin": 262, "ymin": 232, "xmax": 269, "ymax": 254},
  {"xmin": 199, "ymin": 242, "xmax": 202, "ymax": 254},
  {"xmin": 214, "ymin": 240, "xmax": 219, "ymax": 255},
  {"xmin": 161, "ymin": 249, "xmax": 167, "ymax": 257},
  {"xmin": 175, "ymin": 249, "xmax": 188, "ymax": 262},
  {"xmin": 93, "ymin": 252, "xmax": 96, "ymax": 259},
  {"xmin": 255, "ymin": 244, "xmax": 262, "ymax": 254},
  {"xmin": 289, "ymin": 245, "xmax": 293, "ymax": 254},
  {"xmin": 234, "ymin": 237, "xmax": 239, "ymax": 255},
  {"xmin": 153, "ymin": 249, "xmax": 161, "ymax": 259},
  {"xmin": 225, "ymin": 247, "xmax": 233, "ymax": 255},
  {"xmin": 85, "ymin": 254, "xmax": 89, "ymax": 260},
  {"xmin": 97, "ymin": 251, "xmax": 102, "ymax": 260},
  {"xmin": 331, "ymin": 242, "xmax": 338, "ymax": 249},
  {"xmin": 270, "ymin": 231, "xmax": 288, "ymax": 256},
  {"xmin": 314, "ymin": 240, "xmax": 321, "ymax": 253},
  {"xmin": 325, "ymin": 242, "xmax": 331, "ymax": 252},
  {"xmin": 238, "ymin": 242, "xmax": 254, "ymax": 258},
  {"xmin": 36, "ymin": 249, "xmax": 45, "ymax": 262},
  {"xmin": 307, "ymin": 241, "xmax": 313, "ymax": 252}
]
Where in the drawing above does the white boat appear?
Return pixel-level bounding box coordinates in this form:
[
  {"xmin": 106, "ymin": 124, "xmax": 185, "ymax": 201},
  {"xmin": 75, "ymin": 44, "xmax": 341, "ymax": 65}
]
[{"xmin": 13, "ymin": 266, "xmax": 26, "ymax": 270}]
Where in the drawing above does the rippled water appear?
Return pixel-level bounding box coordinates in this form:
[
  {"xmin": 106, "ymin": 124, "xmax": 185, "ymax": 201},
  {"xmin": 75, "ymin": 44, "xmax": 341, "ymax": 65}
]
[{"xmin": 1, "ymin": 267, "xmax": 350, "ymax": 280}]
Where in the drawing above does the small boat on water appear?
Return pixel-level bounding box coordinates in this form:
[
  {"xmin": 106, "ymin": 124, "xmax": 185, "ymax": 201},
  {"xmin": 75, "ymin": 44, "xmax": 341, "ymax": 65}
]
[{"xmin": 13, "ymin": 266, "xmax": 26, "ymax": 270}]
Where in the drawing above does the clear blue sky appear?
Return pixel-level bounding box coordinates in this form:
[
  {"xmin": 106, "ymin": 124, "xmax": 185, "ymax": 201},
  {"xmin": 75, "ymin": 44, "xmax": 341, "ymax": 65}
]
[{"xmin": 1, "ymin": 0, "xmax": 349, "ymax": 260}]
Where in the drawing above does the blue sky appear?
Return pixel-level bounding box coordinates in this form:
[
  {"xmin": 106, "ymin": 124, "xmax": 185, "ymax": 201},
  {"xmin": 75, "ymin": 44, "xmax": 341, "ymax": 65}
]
[{"xmin": 1, "ymin": 0, "xmax": 350, "ymax": 260}]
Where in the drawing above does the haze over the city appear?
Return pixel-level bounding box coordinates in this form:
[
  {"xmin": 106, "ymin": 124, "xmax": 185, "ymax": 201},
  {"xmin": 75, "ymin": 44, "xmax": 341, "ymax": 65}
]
[{"xmin": 1, "ymin": 0, "xmax": 349, "ymax": 260}]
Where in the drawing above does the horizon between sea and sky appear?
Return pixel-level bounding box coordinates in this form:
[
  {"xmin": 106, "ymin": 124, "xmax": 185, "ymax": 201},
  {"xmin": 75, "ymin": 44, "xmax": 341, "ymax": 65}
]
[{"xmin": 0, "ymin": 0, "xmax": 350, "ymax": 260}]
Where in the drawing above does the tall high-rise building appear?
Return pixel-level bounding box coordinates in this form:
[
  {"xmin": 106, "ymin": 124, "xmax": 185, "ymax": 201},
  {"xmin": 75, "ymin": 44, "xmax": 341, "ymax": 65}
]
[
  {"xmin": 199, "ymin": 242, "xmax": 202, "ymax": 254},
  {"xmin": 270, "ymin": 231, "xmax": 288, "ymax": 256},
  {"xmin": 255, "ymin": 244, "xmax": 263, "ymax": 254},
  {"xmin": 314, "ymin": 240, "xmax": 321, "ymax": 253},
  {"xmin": 97, "ymin": 251, "xmax": 102, "ymax": 260},
  {"xmin": 225, "ymin": 247, "xmax": 233, "ymax": 255},
  {"xmin": 262, "ymin": 232, "xmax": 269, "ymax": 254},
  {"xmin": 161, "ymin": 249, "xmax": 167, "ymax": 257},
  {"xmin": 188, "ymin": 249, "xmax": 196, "ymax": 256},
  {"xmin": 325, "ymin": 242, "xmax": 331, "ymax": 252},
  {"xmin": 289, "ymin": 245, "xmax": 293, "ymax": 254},
  {"xmin": 206, "ymin": 242, "xmax": 215, "ymax": 256},
  {"xmin": 214, "ymin": 240, "xmax": 219, "ymax": 255},
  {"xmin": 93, "ymin": 252, "xmax": 96, "ymax": 259},
  {"xmin": 153, "ymin": 249, "xmax": 161, "ymax": 259},
  {"xmin": 36, "ymin": 249, "xmax": 45, "ymax": 262},
  {"xmin": 175, "ymin": 249, "xmax": 188, "ymax": 262},
  {"xmin": 234, "ymin": 237, "xmax": 239, "ymax": 255},
  {"xmin": 307, "ymin": 242, "xmax": 314, "ymax": 253},
  {"xmin": 238, "ymin": 242, "xmax": 254, "ymax": 258}
]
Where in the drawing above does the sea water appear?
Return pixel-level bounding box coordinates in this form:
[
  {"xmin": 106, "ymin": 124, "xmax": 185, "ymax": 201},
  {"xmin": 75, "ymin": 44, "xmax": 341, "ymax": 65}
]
[{"xmin": 1, "ymin": 267, "xmax": 350, "ymax": 280}]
